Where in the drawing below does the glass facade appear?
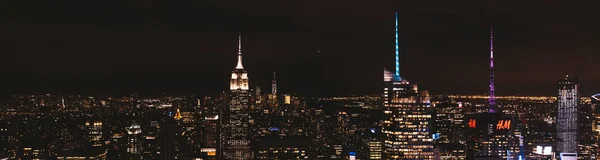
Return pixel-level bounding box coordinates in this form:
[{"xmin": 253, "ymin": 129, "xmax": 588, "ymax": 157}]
[
  {"xmin": 557, "ymin": 75, "xmax": 579, "ymax": 155},
  {"xmin": 382, "ymin": 69, "xmax": 434, "ymax": 159}
]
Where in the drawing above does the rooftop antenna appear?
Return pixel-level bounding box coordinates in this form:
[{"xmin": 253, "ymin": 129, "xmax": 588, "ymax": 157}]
[
  {"xmin": 235, "ymin": 33, "xmax": 244, "ymax": 69},
  {"xmin": 395, "ymin": 12, "xmax": 400, "ymax": 78},
  {"xmin": 489, "ymin": 26, "xmax": 496, "ymax": 113}
]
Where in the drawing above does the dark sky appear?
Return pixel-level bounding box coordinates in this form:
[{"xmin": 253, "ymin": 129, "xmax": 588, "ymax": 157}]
[{"xmin": 0, "ymin": 0, "xmax": 599, "ymax": 96}]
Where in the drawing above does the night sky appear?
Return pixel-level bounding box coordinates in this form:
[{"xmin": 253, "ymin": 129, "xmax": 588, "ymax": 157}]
[{"xmin": 1, "ymin": 0, "xmax": 599, "ymax": 96}]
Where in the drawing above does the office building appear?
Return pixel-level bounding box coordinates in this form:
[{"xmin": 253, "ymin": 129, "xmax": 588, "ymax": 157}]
[
  {"xmin": 222, "ymin": 34, "xmax": 252, "ymax": 159},
  {"xmin": 557, "ymin": 74, "xmax": 579, "ymax": 156},
  {"xmin": 201, "ymin": 115, "xmax": 219, "ymax": 159},
  {"xmin": 85, "ymin": 120, "xmax": 103, "ymax": 147},
  {"xmin": 381, "ymin": 12, "xmax": 434, "ymax": 159},
  {"xmin": 433, "ymin": 97, "xmax": 463, "ymax": 144},
  {"xmin": 360, "ymin": 129, "xmax": 382, "ymax": 160},
  {"xmin": 592, "ymin": 93, "xmax": 600, "ymax": 159},
  {"xmin": 160, "ymin": 118, "xmax": 182, "ymax": 160},
  {"xmin": 125, "ymin": 123, "xmax": 143, "ymax": 155}
]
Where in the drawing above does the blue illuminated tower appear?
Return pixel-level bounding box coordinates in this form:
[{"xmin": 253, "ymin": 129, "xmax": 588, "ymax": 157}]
[
  {"xmin": 395, "ymin": 12, "xmax": 400, "ymax": 78},
  {"xmin": 381, "ymin": 12, "xmax": 434, "ymax": 159}
]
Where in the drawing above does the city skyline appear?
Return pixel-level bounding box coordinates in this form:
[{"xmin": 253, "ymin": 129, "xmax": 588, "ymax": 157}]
[
  {"xmin": 3, "ymin": 1, "xmax": 600, "ymax": 159},
  {"xmin": 1, "ymin": 1, "xmax": 599, "ymax": 96}
]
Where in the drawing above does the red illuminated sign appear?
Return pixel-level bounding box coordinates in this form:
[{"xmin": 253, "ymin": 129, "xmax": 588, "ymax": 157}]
[
  {"xmin": 496, "ymin": 120, "xmax": 511, "ymax": 130},
  {"xmin": 468, "ymin": 119, "xmax": 476, "ymax": 128}
]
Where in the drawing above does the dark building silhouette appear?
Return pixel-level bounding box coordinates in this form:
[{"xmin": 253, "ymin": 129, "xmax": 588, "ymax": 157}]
[
  {"xmin": 160, "ymin": 118, "xmax": 182, "ymax": 160},
  {"xmin": 254, "ymin": 136, "xmax": 308, "ymax": 159}
]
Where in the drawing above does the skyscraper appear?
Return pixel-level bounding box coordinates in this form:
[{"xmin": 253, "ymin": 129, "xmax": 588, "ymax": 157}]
[
  {"xmin": 85, "ymin": 120, "xmax": 103, "ymax": 147},
  {"xmin": 201, "ymin": 115, "xmax": 219, "ymax": 159},
  {"xmin": 222, "ymin": 34, "xmax": 252, "ymax": 159},
  {"xmin": 557, "ymin": 74, "xmax": 579, "ymax": 158},
  {"xmin": 592, "ymin": 93, "xmax": 600, "ymax": 159},
  {"xmin": 432, "ymin": 97, "xmax": 463, "ymax": 145},
  {"xmin": 125, "ymin": 123, "xmax": 143, "ymax": 157},
  {"xmin": 464, "ymin": 26, "xmax": 520, "ymax": 159},
  {"xmin": 360, "ymin": 129, "xmax": 382, "ymax": 160},
  {"xmin": 381, "ymin": 12, "xmax": 433, "ymax": 159}
]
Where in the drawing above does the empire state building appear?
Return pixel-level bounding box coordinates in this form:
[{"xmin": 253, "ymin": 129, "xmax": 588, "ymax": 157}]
[
  {"xmin": 230, "ymin": 36, "xmax": 249, "ymax": 91},
  {"xmin": 222, "ymin": 35, "xmax": 251, "ymax": 159}
]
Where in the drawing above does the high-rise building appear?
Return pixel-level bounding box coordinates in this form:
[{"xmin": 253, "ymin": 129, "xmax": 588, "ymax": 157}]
[
  {"xmin": 464, "ymin": 26, "xmax": 520, "ymax": 159},
  {"xmin": 222, "ymin": 34, "xmax": 252, "ymax": 159},
  {"xmin": 201, "ymin": 115, "xmax": 219, "ymax": 159},
  {"xmin": 0, "ymin": 122, "xmax": 10, "ymax": 156},
  {"xmin": 431, "ymin": 96, "xmax": 467, "ymax": 159},
  {"xmin": 381, "ymin": 12, "xmax": 433, "ymax": 159},
  {"xmin": 578, "ymin": 97, "xmax": 595, "ymax": 159},
  {"xmin": 284, "ymin": 94, "xmax": 291, "ymax": 105},
  {"xmin": 85, "ymin": 120, "xmax": 103, "ymax": 147},
  {"xmin": 160, "ymin": 118, "xmax": 182, "ymax": 160},
  {"xmin": 433, "ymin": 96, "xmax": 463, "ymax": 145},
  {"xmin": 592, "ymin": 93, "xmax": 600, "ymax": 159},
  {"xmin": 557, "ymin": 74, "xmax": 579, "ymax": 157},
  {"xmin": 360, "ymin": 129, "xmax": 382, "ymax": 160},
  {"xmin": 124, "ymin": 123, "xmax": 144, "ymax": 159},
  {"xmin": 255, "ymin": 86, "xmax": 263, "ymax": 104},
  {"xmin": 267, "ymin": 71, "xmax": 278, "ymax": 107},
  {"xmin": 465, "ymin": 113, "xmax": 519, "ymax": 159}
]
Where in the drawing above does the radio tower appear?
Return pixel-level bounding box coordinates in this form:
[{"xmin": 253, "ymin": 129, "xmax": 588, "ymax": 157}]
[{"xmin": 489, "ymin": 26, "xmax": 496, "ymax": 113}]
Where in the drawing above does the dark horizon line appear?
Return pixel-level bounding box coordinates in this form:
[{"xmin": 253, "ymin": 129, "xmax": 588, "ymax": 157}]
[{"xmin": 0, "ymin": 90, "xmax": 568, "ymax": 97}]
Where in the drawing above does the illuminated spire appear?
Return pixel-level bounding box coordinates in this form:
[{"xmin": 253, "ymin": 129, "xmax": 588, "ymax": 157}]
[
  {"xmin": 235, "ymin": 33, "xmax": 244, "ymax": 69},
  {"xmin": 489, "ymin": 26, "xmax": 496, "ymax": 113},
  {"xmin": 61, "ymin": 97, "xmax": 65, "ymax": 109},
  {"xmin": 395, "ymin": 12, "xmax": 400, "ymax": 77},
  {"xmin": 174, "ymin": 108, "xmax": 182, "ymax": 119},
  {"xmin": 272, "ymin": 71, "xmax": 277, "ymax": 94}
]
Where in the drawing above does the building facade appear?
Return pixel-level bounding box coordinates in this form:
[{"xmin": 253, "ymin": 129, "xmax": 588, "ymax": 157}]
[
  {"xmin": 254, "ymin": 136, "xmax": 308, "ymax": 159},
  {"xmin": 381, "ymin": 69, "xmax": 434, "ymax": 159},
  {"xmin": 85, "ymin": 120, "xmax": 103, "ymax": 147},
  {"xmin": 381, "ymin": 12, "xmax": 433, "ymax": 159},
  {"xmin": 557, "ymin": 74, "xmax": 579, "ymax": 156},
  {"xmin": 360, "ymin": 129, "xmax": 382, "ymax": 160},
  {"xmin": 222, "ymin": 35, "xmax": 252, "ymax": 159}
]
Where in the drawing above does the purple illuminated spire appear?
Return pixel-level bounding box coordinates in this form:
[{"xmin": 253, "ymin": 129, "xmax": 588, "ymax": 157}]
[{"xmin": 489, "ymin": 26, "xmax": 496, "ymax": 113}]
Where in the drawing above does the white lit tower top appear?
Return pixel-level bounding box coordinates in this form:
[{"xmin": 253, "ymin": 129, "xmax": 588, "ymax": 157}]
[
  {"xmin": 230, "ymin": 34, "xmax": 249, "ymax": 90},
  {"xmin": 272, "ymin": 71, "xmax": 277, "ymax": 94}
]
